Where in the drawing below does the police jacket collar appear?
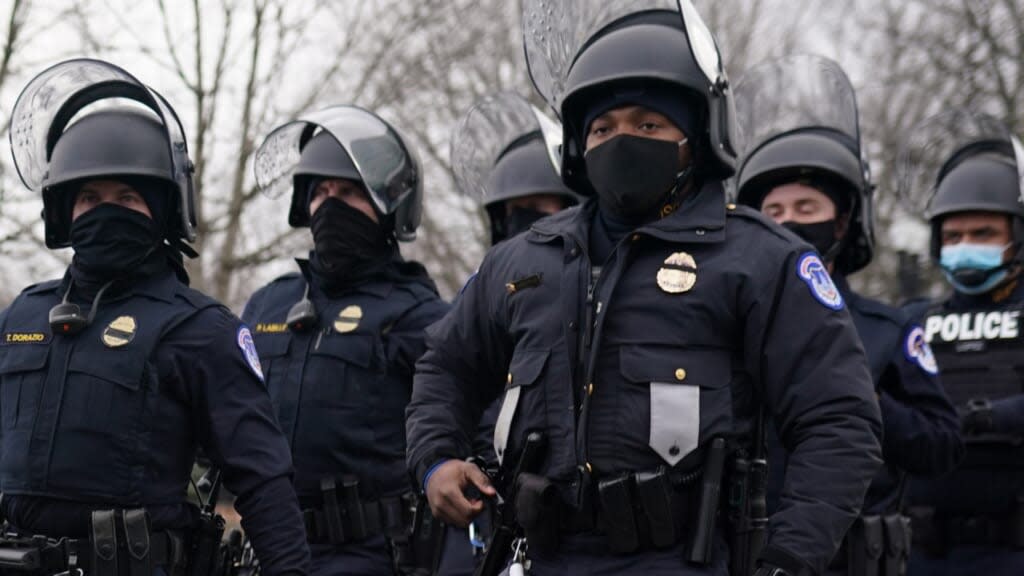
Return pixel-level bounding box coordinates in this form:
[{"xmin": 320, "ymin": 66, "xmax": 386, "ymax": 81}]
[
  {"xmin": 54, "ymin": 265, "xmax": 181, "ymax": 305},
  {"xmin": 528, "ymin": 181, "xmax": 727, "ymax": 246},
  {"xmin": 948, "ymin": 275, "xmax": 1024, "ymax": 309},
  {"xmin": 834, "ymin": 273, "xmax": 901, "ymax": 324},
  {"xmin": 296, "ymin": 257, "xmax": 395, "ymax": 300}
]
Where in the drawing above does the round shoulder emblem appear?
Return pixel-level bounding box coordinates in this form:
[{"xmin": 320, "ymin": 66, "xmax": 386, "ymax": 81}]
[
  {"xmin": 796, "ymin": 252, "xmax": 844, "ymax": 311},
  {"xmin": 237, "ymin": 326, "xmax": 264, "ymax": 382},
  {"xmin": 904, "ymin": 325, "xmax": 939, "ymax": 375}
]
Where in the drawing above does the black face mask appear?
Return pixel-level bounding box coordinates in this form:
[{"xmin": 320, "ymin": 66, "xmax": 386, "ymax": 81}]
[
  {"xmin": 504, "ymin": 207, "xmax": 549, "ymax": 240},
  {"xmin": 70, "ymin": 204, "xmax": 162, "ymax": 280},
  {"xmin": 782, "ymin": 220, "xmax": 839, "ymax": 260},
  {"xmin": 585, "ymin": 134, "xmax": 688, "ymax": 222},
  {"xmin": 310, "ymin": 197, "xmax": 392, "ymax": 284}
]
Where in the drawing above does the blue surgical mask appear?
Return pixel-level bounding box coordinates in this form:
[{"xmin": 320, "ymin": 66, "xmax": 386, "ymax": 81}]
[{"xmin": 940, "ymin": 242, "xmax": 1011, "ymax": 295}]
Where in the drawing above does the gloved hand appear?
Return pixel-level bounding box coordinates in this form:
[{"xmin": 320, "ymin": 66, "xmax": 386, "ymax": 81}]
[{"xmin": 960, "ymin": 398, "xmax": 995, "ymax": 435}]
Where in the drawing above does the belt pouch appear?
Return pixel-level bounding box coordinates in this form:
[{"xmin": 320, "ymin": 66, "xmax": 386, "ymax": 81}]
[
  {"xmin": 882, "ymin": 514, "xmax": 909, "ymax": 576},
  {"xmin": 341, "ymin": 475, "xmax": 368, "ymax": 541},
  {"xmin": 597, "ymin": 475, "xmax": 639, "ymax": 554},
  {"xmin": 320, "ymin": 477, "xmax": 346, "ymax": 544},
  {"xmin": 634, "ymin": 470, "xmax": 677, "ymax": 549},
  {"xmin": 847, "ymin": 515, "xmax": 883, "ymax": 576},
  {"xmin": 515, "ymin": 473, "xmax": 561, "ymax": 555},
  {"xmin": 123, "ymin": 509, "xmax": 152, "ymax": 576},
  {"xmin": 91, "ymin": 510, "xmax": 119, "ymax": 576}
]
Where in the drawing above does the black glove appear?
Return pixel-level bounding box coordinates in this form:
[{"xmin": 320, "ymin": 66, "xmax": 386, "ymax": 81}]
[{"xmin": 961, "ymin": 398, "xmax": 994, "ymax": 435}]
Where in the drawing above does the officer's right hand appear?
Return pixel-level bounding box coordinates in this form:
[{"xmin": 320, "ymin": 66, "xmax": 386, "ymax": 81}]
[{"xmin": 425, "ymin": 460, "xmax": 496, "ymax": 527}]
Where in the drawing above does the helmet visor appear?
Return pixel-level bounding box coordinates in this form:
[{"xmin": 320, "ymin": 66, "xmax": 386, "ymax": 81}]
[
  {"xmin": 735, "ymin": 54, "xmax": 861, "ymax": 162},
  {"xmin": 10, "ymin": 58, "xmax": 190, "ymax": 196},
  {"xmin": 255, "ymin": 106, "xmax": 417, "ymax": 217},
  {"xmin": 522, "ymin": 0, "xmax": 723, "ymax": 115},
  {"xmin": 897, "ymin": 110, "xmax": 1024, "ymax": 217},
  {"xmin": 451, "ymin": 91, "xmax": 562, "ymax": 201}
]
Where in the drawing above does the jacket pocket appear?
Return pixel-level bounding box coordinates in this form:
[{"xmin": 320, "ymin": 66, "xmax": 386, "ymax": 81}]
[
  {"xmin": 0, "ymin": 345, "xmax": 49, "ymax": 429},
  {"xmin": 619, "ymin": 344, "xmax": 731, "ymax": 466},
  {"xmin": 311, "ymin": 332, "xmax": 377, "ymax": 408},
  {"xmin": 494, "ymin": 348, "xmax": 550, "ymax": 465},
  {"xmin": 62, "ymin": 349, "xmax": 147, "ymax": 434}
]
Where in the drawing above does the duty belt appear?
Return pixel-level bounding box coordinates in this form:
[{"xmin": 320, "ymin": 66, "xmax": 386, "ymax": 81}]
[
  {"xmin": 519, "ymin": 462, "xmax": 710, "ymax": 558},
  {"xmin": 303, "ymin": 477, "xmax": 412, "ymax": 546},
  {"xmin": 0, "ymin": 520, "xmax": 186, "ymax": 576},
  {"xmin": 910, "ymin": 507, "xmax": 1024, "ymax": 552},
  {"xmin": 828, "ymin": 515, "xmax": 910, "ymax": 576}
]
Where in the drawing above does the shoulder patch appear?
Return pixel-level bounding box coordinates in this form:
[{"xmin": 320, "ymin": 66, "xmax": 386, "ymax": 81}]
[
  {"xmin": 236, "ymin": 325, "xmax": 264, "ymax": 382},
  {"xmin": 903, "ymin": 324, "xmax": 939, "ymax": 375},
  {"xmin": 796, "ymin": 252, "xmax": 844, "ymax": 311}
]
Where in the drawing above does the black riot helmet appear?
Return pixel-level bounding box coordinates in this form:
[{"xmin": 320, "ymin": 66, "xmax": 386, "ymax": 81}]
[
  {"xmin": 9, "ymin": 58, "xmax": 197, "ymax": 250},
  {"xmin": 290, "ymin": 131, "xmax": 362, "ymax": 226},
  {"xmin": 255, "ymin": 105, "xmax": 423, "ymax": 241},
  {"xmin": 451, "ymin": 91, "xmax": 578, "ymax": 245},
  {"xmin": 734, "ymin": 54, "xmax": 875, "ymax": 274},
  {"xmin": 522, "ymin": 0, "xmax": 738, "ymax": 194},
  {"xmin": 897, "ymin": 110, "xmax": 1024, "ymax": 260}
]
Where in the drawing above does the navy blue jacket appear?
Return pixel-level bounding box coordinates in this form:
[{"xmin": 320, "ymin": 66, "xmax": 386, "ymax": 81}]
[
  {"xmin": 0, "ymin": 268, "xmax": 309, "ymax": 576},
  {"xmin": 768, "ymin": 276, "xmax": 962, "ymax": 516},
  {"xmin": 242, "ymin": 262, "xmax": 450, "ymax": 505},
  {"xmin": 406, "ymin": 188, "xmax": 883, "ymax": 575},
  {"xmin": 904, "ymin": 279, "xmax": 1024, "ymax": 516}
]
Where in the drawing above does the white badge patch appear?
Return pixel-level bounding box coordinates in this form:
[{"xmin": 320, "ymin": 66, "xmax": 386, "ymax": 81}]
[
  {"xmin": 237, "ymin": 326, "xmax": 264, "ymax": 382},
  {"xmin": 797, "ymin": 252, "xmax": 844, "ymax": 310},
  {"xmin": 904, "ymin": 325, "xmax": 939, "ymax": 375}
]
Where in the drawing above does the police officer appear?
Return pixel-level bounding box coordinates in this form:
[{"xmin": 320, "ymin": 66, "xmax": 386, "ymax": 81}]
[
  {"xmin": 0, "ymin": 59, "xmax": 309, "ymax": 575},
  {"xmin": 244, "ymin": 106, "xmax": 450, "ymax": 576},
  {"xmin": 897, "ymin": 110, "xmax": 1024, "ymax": 575},
  {"xmin": 451, "ymin": 91, "xmax": 579, "ymax": 247},
  {"xmin": 439, "ymin": 92, "xmax": 580, "ymax": 574},
  {"xmin": 733, "ymin": 54, "xmax": 963, "ymax": 576},
  {"xmin": 407, "ymin": 3, "xmax": 883, "ymax": 576}
]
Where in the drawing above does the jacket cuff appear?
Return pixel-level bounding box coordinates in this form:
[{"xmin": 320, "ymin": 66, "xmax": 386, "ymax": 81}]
[
  {"xmin": 413, "ymin": 449, "xmax": 459, "ymax": 491},
  {"xmin": 759, "ymin": 544, "xmax": 816, "ymax": 576}
]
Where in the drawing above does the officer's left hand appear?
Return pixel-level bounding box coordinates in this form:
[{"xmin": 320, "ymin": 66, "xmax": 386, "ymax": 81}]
[
  {"xmin": 425, "ymin": 460, "xmax": 496, "ymax": 527},
  {"xmin": 960, "ymin": 398, "xmax": 994, "ymax": 435}
]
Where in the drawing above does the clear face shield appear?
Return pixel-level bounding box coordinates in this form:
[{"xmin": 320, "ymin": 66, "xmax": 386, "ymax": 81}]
[
  {"xmin": 9, "ymin": 58, "xmax": 196, "ymax": 241},
  {"xmin": 521, "ymin": 0, "xmax": 727, "ymax": 116},
  {"xmin": 734, "ymin": 54, "xmax": 862, "ymax": 165},
  {"xmin": 450, "ymin": 91, "xmax": 563, "ymax": 203},
  {"xmin": 897, "ymin": 110, "xmax": 1024, "ymax": 219},
  {"xmin": 254, "ymin": 105, "xmax": 419, "ymax": 219}
]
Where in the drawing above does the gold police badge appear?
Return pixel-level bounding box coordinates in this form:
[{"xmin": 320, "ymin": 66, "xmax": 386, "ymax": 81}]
[
  {"xmin": 102, "ymin": 316, "xmax": 137, "ymax": 348},
  {"xmin": 334, "ymin": 305, "xmax": 363, "ymax": 333},
  {"xmin": 656, "ymin": 252, "xmax": 697, "ymax": 294}
]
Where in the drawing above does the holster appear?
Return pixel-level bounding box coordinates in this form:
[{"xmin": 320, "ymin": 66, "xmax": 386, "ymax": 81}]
[
  {"xmin": 515, "ymin": 473, "xmax": 561, "ymax": 556},
  {"xmin": 882, "ymin": 514, "xmax": 911, "ymax": 576},
  {"xmin": 596, "ymin": 475, "xmax": 639, "ymax": 555},
  {"xmin": 634, "ymin": 470, "xmax": 679, "ymax": 549},
  {"xmin": 846, "ymin": 515, "xmax": 884, "ymax": 576},
  {"xmin": 189, "ymin": 510, "xmax": 226, "ymax": 576},
  {"xmin": 392, "ymin": 493, "xmax": 441, "ymax": 576}
]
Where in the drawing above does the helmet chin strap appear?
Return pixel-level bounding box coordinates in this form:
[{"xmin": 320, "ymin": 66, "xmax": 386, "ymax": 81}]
[{"xmin": 658, "ymin": 138, "xmax": 697, "ymax": 218}]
